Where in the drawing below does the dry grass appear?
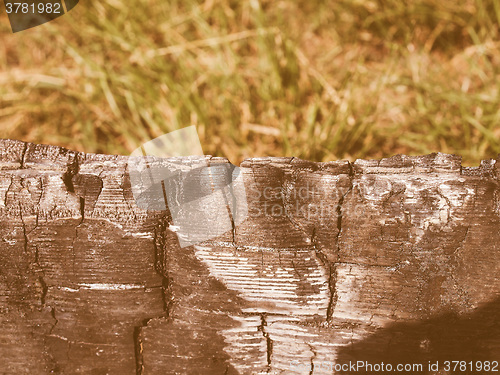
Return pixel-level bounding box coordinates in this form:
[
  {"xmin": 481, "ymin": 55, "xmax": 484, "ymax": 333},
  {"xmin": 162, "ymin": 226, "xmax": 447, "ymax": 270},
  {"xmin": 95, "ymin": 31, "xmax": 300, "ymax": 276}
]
[{"xmin": 0, "ymin": 0, "xmax": 499, "ymax": 165}]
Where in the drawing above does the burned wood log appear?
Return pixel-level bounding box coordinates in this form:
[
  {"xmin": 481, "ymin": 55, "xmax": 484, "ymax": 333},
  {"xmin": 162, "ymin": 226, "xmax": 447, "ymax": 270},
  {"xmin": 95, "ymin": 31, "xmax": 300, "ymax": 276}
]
[{"xmin": 0, "ymin": 139, "xmax": 498, "ymax": 374}]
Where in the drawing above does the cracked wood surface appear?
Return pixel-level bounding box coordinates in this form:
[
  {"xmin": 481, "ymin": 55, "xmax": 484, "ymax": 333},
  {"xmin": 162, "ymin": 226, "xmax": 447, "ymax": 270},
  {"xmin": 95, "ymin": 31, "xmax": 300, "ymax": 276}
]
[{"xmin": 0, "ymin": 139, "xmax": 499, "ymax": 374}]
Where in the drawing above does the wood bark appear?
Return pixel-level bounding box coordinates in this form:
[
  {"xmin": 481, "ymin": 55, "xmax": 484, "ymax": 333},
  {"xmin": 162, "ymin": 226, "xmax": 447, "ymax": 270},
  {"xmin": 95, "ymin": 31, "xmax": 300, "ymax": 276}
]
[{"xmin": 0, "ymin": 139, "xmax": 499, "ymax": 374}]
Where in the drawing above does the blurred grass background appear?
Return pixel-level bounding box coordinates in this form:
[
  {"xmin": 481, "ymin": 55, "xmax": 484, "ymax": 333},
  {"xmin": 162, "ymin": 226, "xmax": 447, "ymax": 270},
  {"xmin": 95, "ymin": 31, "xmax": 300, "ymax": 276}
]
[{"xmin": 0, "ymin": 0, "xmax": 499, "ymax": 165}]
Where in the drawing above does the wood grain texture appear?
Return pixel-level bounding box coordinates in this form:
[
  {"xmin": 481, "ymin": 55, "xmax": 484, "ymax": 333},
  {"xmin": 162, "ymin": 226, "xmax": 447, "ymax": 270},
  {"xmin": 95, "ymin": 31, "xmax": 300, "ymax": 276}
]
[{"xmin": 0, "ymin": 139, "xmax": 498, "ymax": 374}]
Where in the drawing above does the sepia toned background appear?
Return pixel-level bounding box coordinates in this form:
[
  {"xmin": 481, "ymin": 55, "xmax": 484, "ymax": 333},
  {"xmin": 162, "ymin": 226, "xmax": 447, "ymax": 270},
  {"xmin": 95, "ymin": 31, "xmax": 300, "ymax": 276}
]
[{"xmin": 0, "ymin": 0, "xmax": 499, "ymax": 165}]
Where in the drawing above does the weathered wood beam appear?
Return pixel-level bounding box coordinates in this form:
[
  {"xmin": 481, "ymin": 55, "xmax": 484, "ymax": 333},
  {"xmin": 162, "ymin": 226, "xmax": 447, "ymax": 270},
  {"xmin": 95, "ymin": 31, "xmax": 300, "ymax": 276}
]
[{"xmin": 0, "ymin": 139, "xmax": 498, "ymax": 374}]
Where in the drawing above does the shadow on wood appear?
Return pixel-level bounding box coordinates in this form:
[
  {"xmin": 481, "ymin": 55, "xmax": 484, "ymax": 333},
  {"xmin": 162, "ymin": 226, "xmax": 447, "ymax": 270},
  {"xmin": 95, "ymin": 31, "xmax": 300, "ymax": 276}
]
[{"xmin": 336, "ymin": 296, "xmax": 500, "ymax": 374}]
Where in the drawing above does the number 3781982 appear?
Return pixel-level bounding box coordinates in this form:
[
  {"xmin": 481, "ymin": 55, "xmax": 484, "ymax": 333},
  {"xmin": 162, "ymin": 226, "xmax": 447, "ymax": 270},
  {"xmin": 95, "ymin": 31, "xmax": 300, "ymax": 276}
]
[{"xmin": 6, "ymin": 2, "xmax": 62, "ymax": 14}]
